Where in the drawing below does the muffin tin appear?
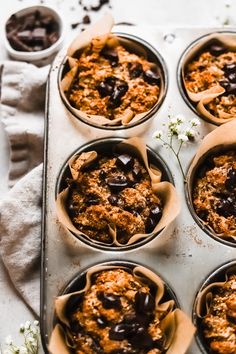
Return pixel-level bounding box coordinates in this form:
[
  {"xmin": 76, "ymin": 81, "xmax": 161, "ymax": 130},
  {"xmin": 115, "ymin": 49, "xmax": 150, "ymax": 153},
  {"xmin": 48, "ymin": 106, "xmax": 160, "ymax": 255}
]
[{"xmin": 41, "ymin": 26, "xmax": 236, "ymax": 354}]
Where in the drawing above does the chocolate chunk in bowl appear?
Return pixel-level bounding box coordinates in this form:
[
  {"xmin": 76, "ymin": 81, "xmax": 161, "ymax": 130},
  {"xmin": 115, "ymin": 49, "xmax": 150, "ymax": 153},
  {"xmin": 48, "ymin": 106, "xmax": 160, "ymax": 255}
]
[
  {"xmin": 193, "ymin": 260, "xmax": 236, "ymax": 354},
  {"xmin": 56, "ymin": 137, "xmax": 180, "ymax": 251},
  {"xmin": 58, "ymin": 13, "xmax": 168, "ymax": 131},
  {"xmin": 177, "ymin": 31, "xmax": 236, "ymax": 125},
  {"xmin": 49, "ymin": 261, "xmax": 195, "ymax": 354},
  {"xmin": 185, "ymin": 120, "xmax": 236, "ymax": 247}
]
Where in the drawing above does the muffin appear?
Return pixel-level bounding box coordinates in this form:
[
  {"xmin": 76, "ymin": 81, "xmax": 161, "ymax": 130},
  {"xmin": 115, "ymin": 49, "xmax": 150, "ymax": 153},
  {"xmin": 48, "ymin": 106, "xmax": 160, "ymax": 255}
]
[
  {"xmin": 202, "ymin": 274, "xmax": 236, "ymax": 354},
  {"xmin": 56, "ymin": 137, "xmax": 180, "ymax": 249},
  {"xmin": 181, "ymin": 33, "xmax": 236, "ymax": 124},
  {"xmin": 194, "ymin": 262, "xmax": 236, "ymax": 354},
  {"xmin": 59, "ymin": 13, "xmax": 167, "ymax": 129},
  {"xmin": 49, "ymin": 263, "xmax": 195, "ymax": 354},
  {"xmin": 192, "ymin": 150, "xmax": 236, "ymax": 241}
]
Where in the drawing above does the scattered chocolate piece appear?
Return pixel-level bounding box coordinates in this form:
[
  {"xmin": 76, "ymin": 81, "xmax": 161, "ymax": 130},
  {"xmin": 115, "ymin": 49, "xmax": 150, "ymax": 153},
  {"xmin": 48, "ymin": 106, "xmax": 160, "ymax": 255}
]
[
  {"xmin": 132, "ymin": 165, "xmax": 142, "ymax": 181},
  {"xmin": 83, "ymin": 15, "xmax": 91, "ymax": 24},
  {"xmin": 135, "ymin": 291, "xmax": 155, "ymax": 314},
  {"xmin": 116, "ymin": 154, "xmax": 134, "ymax": 170},
  {"xmin": 149, "ymin": 205, "xmax": 162, "ymax": 222},
  {"xmin": 91, "ymin": 0, "xmax": 109, "ymax": 11},
  {"xmin": 143, "ymin": 69, "xmax": 161, "ymax": 85},
  {"xmin": 109, "ymin": 323, "xmax": 128, "ymax": 341},
  {"xmin": 96, "ymin": 316, "xmax": 107, "ymax": 328},
  {"xmin": 223, "ymin": 62, "xmax": 236, "ymax": 74},
  {"xmin": 109, "ymin": 80, "xmax": 128, "ymax": 107},
  {"xmin": 108, "ymin": 195, "xmax": 119, "ymax": 205},
  {"xmin": 228, "ymin": 72, "xmax": 236, "ymax": 83},
  {"xmin": 225, "ymin": 168, "xmax": 236, "ymax": 190},
  {"xmin": 145, "ymin": 217, "xmax": 156, "ymax": 233},
  {"xmin": 97, "ymin": 76, "xmax": 116, "ymax": 97}
]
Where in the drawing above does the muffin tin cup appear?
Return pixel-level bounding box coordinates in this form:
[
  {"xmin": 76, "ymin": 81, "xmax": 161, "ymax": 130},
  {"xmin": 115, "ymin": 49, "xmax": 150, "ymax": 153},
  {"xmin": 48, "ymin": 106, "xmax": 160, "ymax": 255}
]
[
  {"xmin": 56, "ymin": 137, "xmax": 180, "ymax": 252},
  {"xmin": 58, "ymin": 14, "xmax": 168, "ymax": 131},
  {"xmin": 49, "ymin": 260, "xmax": 195, "ymax": 354},
  {"xmin": 192, "ymin": 260, "xmax": 236, "ymax": 354},
  {"xmin": 185, "ymin": 119, "xmax": 236, "ymax": 247},
  {"xmin": 177, "ymin": 30, "xmax": 236, "ymax": 126},
  {"xmin": 4, "ymin": 5, "xmax": 65, "ymax": 64}
]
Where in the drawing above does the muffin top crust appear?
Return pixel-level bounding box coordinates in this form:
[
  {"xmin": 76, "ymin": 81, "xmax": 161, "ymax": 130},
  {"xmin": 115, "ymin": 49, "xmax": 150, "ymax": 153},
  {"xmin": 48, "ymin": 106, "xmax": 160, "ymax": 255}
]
[
  {"xmin": 68, "ymin": 268, "xmax": 167, "ymax": 354},
  {"xmin": 184, "ymin": 40, "xmax": 236, "ymax": 118},
  {"xmin": 193, "ymin": 150, "xmax": 236, "ymax": 240},
  {"xmin": 66, "ymin": 38, "xmax": 161, "ymax": 122},
  {"xmin": 67, "ymin": 152, "xmax": 162, "ymax": 245},
  {"xmin": 202, "ymin": 274, "xmax": 236, "ymax": 354}
]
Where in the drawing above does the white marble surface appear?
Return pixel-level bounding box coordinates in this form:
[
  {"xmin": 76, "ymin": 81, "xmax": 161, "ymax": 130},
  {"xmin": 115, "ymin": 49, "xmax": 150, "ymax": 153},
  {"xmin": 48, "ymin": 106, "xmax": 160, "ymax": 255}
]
[{"xmin": 0, "ymin": 0, "xmax": 235, "ymax": 352}]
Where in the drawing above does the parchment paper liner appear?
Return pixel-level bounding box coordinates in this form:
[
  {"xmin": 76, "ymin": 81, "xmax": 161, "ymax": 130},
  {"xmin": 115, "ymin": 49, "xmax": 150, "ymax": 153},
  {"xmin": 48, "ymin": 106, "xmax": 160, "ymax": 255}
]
[
  {"xmin": 195, "ymin": 263, "xmax": 236, "ymax": 320},
  {"xmin": 182, "ymin": 32, "xmax": 236, "ymax": 124},
  {"xmin": 49, "ymin": 264, "xmax": 195, "ymax": 354},
  {"xmin": 56, "ymin": 137, "xmax": 181, "ymax": 247},
  {"xmin": 59, "ymin": 13, "xmax": 165, "ymax": 127},
  {"xmin": 186, "ymin": 119, "xmax": 236, "ymax": 242}
]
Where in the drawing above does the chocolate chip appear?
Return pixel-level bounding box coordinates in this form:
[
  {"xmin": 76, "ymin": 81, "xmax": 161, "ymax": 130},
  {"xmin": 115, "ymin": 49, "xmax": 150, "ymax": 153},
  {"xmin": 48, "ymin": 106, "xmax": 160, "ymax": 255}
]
[
  {"xmin": 86, "ymin": 194, "xmax": 100, "ymax": 205},
  {"xmin": 107, "ymin": 176, "xmax": 128, "ymax": 192},
  {"xmin": 129, "ymin": 327, "xmax": 153, "ymax": 349},
  {"xmin": 143, "ymin": 69, "xmax": 161, "ymax": 85},
  {"xmin": 128, "ymin": 62, "xmax": 143, "ymax": 79},
  {"xmin": 116, "ymin": 154, "xmax": 134, "ymax": 170},
  {"xmin": 216, "ymin": 198, "xmax": 234, "ymax": 217},
  {"xmin": 223, "ymin": 63, "xmax": 236, "ymax": 74},
  {"xmin": 97, "ymin": 76, "xmax": 116, "ymax": 97},
  {"xmin": 219, "ymin": 79, "xmax": 230, "ymax": 89},
  {"xmin": 197, "ymin": 209, "xmax": 208, "ymax": 222},
  {"xmin": 208, "ymin": 42, "xmax": 226, "ymax": 56},
  {"xmin": 97, "ymin": 292, "xmax": 121, "ymax": 309},
  {"xmin": 225, "ymin": 83, "xmax": 236, "ymax": 95},
  {"xmin": 99, "ymin": 170, "xmax": 106, "ymax": 180},
  {"xmin": 228, "ymin": 72, "xmax": 236, "ymax": 83},
  {"xmin": 150, "ymin": 205, "xmax": 162, "ymax": 222},
  {"xmin": 108, "ymin": 194, "xmax": 119, "ymax": 205},
  {"xmin": 135, "ymin": 291, "xmax": 155, "ymax": 314},
  {"xmin": 101, "ymin": 46, "xmax": 118, "ymax": 66}
]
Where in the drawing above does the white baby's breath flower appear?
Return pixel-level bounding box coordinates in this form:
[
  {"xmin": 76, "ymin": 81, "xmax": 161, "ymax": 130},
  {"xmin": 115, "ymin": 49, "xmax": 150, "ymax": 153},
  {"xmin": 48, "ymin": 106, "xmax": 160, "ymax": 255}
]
[
  {"xmin": 24, "ymin": 321, "xmax": 31, "ymax": 330},
  {"xmin": 184, "ymin": 128, "xmax": 195, "ymax": 139},
  {"xmin": 5, "ymin": 335, "xmax": 13, "ymax": 346},
  {"xmin": 19, "ymin": 346, "xmax": 28, "ymax": 354},
  {"xmin": 152, "ymin": 130, "xmax": 163, "ymax": 139},
  {"xmin": 27, "ymin": 336, "xmax": 35, "ymax": 344},
  {"xmin": 175, "ymin": 114, "xmax": 185, "ymax": 124},
  {"xmin": 169, "ymin": 117, "xmax": 178, "ymax": 125},
  {"xmin": 190, "ymin": 118, "xmax": 200, "ymax": 126},
  {"xmin": 19, "ymin": 324, "xmax": 25, "ymax": 333},
  {"xmin": 178, "ymin": 133, "xmax": 189, "ymax": 142},
  {"xmin": 33, "ymin": 320, "xmax": 39, "ymax": 327}
]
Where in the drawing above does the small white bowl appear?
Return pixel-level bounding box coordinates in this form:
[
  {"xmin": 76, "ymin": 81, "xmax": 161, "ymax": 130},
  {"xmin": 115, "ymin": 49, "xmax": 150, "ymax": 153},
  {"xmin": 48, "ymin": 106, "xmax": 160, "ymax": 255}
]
[{"xmin": 4, "ymin": 5, "xmax": 65, "ymax": 63}]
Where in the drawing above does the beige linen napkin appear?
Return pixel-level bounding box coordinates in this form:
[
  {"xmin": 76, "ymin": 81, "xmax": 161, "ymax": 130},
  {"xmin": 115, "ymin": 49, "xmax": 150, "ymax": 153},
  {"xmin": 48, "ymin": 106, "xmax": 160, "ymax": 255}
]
[{"xmin": 0, "ymin": 61, "xmax": 49, "ymax": 315}]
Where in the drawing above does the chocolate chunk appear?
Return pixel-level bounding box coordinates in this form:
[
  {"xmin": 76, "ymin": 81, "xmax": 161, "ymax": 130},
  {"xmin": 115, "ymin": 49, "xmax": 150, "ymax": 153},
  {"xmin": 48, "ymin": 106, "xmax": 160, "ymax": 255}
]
[
  {"xmin": 228, "ymin": 72, "xmax": 236, "ymax": 83},
  {"xmin": 132, "ymin": 165, "xmax": 142, "ymax": 181},
  {"xmin": 223, "ymin": 63, "xmax": 236, "ymax": 74},
  {"xmin": 219, "ymin": 79, "xmax": 230, "ymax": 89},
  {"xmin": 109, "ymin": 80, "xmax": 128, "ymax": 107},
  {"xmin": 150, "ymin": 205, "xmax": 162, "ymax": 222},
  {"xmin": 198, "ymin": 209, "xmax": 208, "ymax": 222},
  {"xmin": 108, "ymin": 194, "xmax": 119, "ymax": 205},
  {"xmin": 91, "ymin": 0, "xmax": 109, "ymax": 11},
  {"xmin": 225, "ymin": 83, "xmax": 236, "ymax": 95},
  {"xmin": 97, "ymin": 292, "xmax": 121, "ymax": 309},
  {"xmin": 109, "ymin": 324, "xmax": 127, "ymax": 341},
  {"xmin": 128, "ymin": 62, "xmax": 143, "ymax": 79},
  {"xmin": 107, "ymin": 176, "xmax": 128, "ymax": 192},
  {"xmin": 116, "ymin": 154, "xmax": 134, "ymax": 170},
  {"xmin": 208, "ymin": 42, "xmax": 226, "ymax": 56},
  {"xmin": 135, "ymin": 291, "xmax": 155, "ymax": 314},
  {"xmin": 143, "ymin": 69, "xmax": 161, "ymax": 85},
  {"xmin": 225, "ymin": 168, "xmax": 236, "ymax": 190},
  {"xmin": 101, "ymin": 46, "xmax": 118, "ymax": 66},
  {"xmin": 70, "ymin": 320, "xmax": 82, "ymax": 333},
  {"xmin": 99, "ymin": 170, "xmax": 106, "ymax": 180},
  {"xmin": 17, "ymin": 30, "xmax": 32, "ymax": 43},
  {"xmin": 129, "ymin": 327, "xmax": 153, "ymax": 349},
  {"xmin": 96, "ymin": 316, "xmax": 107, "ymax": 328},
  {"xmin": 216, "ymin": 198, "xmax": 235, "ymax": 217},
  {"xmin": 97, "ymin": 76, "xmax": 116, "ymax": 97},
  {"xmin": 86, "ymin": 194, "xmax": 100, "ymax": 205},
  {"xmin": 145, "ymin": 217, "xmax": 156, "ymax": 233}
]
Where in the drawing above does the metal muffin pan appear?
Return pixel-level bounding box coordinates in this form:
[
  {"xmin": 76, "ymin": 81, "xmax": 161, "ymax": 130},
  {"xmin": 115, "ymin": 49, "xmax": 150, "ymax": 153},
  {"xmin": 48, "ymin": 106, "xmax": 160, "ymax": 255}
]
[{"xmin": 41, "ymin": 26, "xmax": 236, "ymax": 354}]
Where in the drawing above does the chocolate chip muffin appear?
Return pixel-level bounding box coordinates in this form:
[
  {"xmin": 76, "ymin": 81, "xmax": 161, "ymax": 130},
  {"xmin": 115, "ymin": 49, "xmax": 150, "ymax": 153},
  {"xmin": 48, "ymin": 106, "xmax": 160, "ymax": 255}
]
[
  {"xmin": 201, "ymin": 274, "xmax": 236, "ymax": 354},
  {"xmin": 185, "ymin": 39, "xmax": 236, "ymax": 118},
  {"xmin": 193, "ymin": 150, "xmax": 236, "ymax": 239},
  {"xmin": 67, "ymin": 268, "xmax": 167, "ymax": 353},
  {"xmin": 66, "ymin": 38, "xmax": 161, "ymax": 121},
  {"xmin": 67, "ymin": 152, "xmax": 162, "ymax": 244}
]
